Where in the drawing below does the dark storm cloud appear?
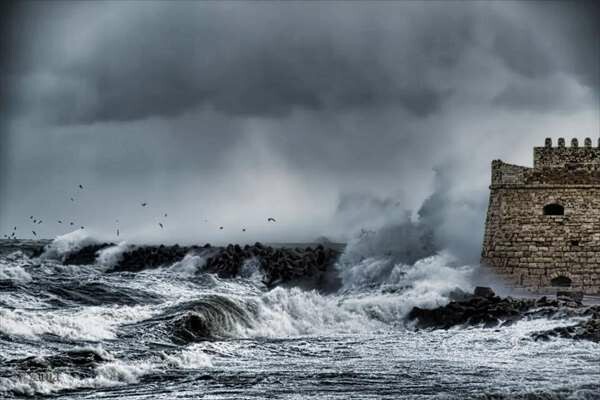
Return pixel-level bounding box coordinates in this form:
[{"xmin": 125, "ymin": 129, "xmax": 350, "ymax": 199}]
[
  {"xmin": 528, "ymin": 1, "xmax": 600, "ymax": 98},
  {"xmin": 1, "ymin": 1, "xmax": 598, "ymax": 250},
  {"xmin": 8, "ymin": 1, "xmax": 594, "ymax": 125},
  {"xmin": 9, "ymin": 2, "xmax": 476, "ymax": 124},
  {"xmin": 0, "ymin": 1, "xmax": 23, "ymax": 217},
  {"xmin": 492, "ymin": 24, "xmax": 555, "ymax": 80}
]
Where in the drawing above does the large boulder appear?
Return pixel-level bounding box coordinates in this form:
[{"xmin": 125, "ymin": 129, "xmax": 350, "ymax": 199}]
[
  {"xmin": 473, "ymin": 286, "xmax": 495, "ymax": 299},
  {"xmin": 532, "ymin": 313, "xmax": 600, "ymax": 343},
  {"xmin": 408, "ymin": 289, "xmax": 588, "ymax": 330}
]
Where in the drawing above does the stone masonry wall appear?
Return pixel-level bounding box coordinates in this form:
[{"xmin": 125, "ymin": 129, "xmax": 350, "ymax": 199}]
[
  {"xmin": 534, "ymin": 137, "xmax": 600, "ymax": 169},
  {"xmin": 482, "ymin": 138, "xmax": 600, "ymax": 294}
]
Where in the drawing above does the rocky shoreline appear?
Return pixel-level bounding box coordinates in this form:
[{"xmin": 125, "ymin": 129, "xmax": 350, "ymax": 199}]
[
  {"xmin": 36, "ymin": 241, "xmax": 342, "ymax": 291},
  {"xmin": 408, "ymin": 287, "xmax": 600, "ymax": 343}
]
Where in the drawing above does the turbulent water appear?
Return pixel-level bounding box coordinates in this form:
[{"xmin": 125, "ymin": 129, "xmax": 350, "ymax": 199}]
[{"xmin": 1, "ymin": 234, "xmax": 599, "ymax": 399}]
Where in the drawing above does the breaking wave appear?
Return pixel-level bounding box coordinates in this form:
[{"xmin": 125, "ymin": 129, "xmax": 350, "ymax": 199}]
[
  {"xmin": 40, "ymin": 230, "xmax": 100, "ymax": 262},
  {"xmin": 0, "ymin": 305, "xmax": 157, "ymax": 341}
]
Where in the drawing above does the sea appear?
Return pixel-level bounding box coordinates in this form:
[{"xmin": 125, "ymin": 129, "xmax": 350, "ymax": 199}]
[{"xmin": 0, "ymin": 232, "xmax": 599, "ymax": 399}]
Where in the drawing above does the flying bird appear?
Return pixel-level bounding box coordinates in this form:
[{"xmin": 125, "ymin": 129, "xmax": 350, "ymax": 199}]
[
  {"xmin": 32, "ymin": 231, "xmax": 37, "ymax": 237},
  {"xmin": 38, "ymin": 220, "xmax": 42, "ymax": 224},
  {"xmin": 141, "ymin": 202, "xmax": 147, "ymax": 207},
  {"xmin": 29, "ymin": 216, "xmax": 33, "ymax": 219},
  {"xmin": 58, "ymin": 220, "xmax": 62, "ymax": 224},
  {"xmin": 219, "ymin": 226, "xmax": 224, "ymax": 230},
  {"xmin": 159, "ymin": 223, "xmax": 164, "ymax": 229},
  {"xmin": 116, "ymin": 229, "xmax": 120, "ymax": 237},
  {"xmin": 33, "ymin": 219, "xmax": 37, "ymax": 224},
  {"xmin": 242, "ymin": 228, "xmax": 246, "ymax": 232},
  {"xmin": 267, "ymin": 218, "xmax": 276, "ymax": 222},
  {"xmin": 13, "ymin": 226, "xmax": 16, "ymax": 230},
  {"xmin": 70, "ymin": 197, "xmax": 75, "ymax": 202},
  {"xmin": 164, "ymin": 213, "xmax": 167, "ymax": 217},
  {"xmin": 70, "ymin": 222, "xmax": 74, "ymax": 226},
  {"xmin": 80, "ymin": 226, "xmax": 85, "ymax": 230},
  {"xmin": 78, "ymin": 184, "xmax": 84, "ymax": 189}
]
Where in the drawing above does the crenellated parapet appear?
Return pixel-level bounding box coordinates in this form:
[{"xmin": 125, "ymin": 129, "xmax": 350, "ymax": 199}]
[
  {"xmin": 492, "ymin": 137, "xmax": 600, "ymax": 186},
  {"xmin": 534, "ymin": 137, "xmax": 600, "ymax": 169}
]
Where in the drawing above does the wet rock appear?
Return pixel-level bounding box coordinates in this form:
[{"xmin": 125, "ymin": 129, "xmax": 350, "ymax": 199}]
[
  {"xmin": 202, "ymin": 244, "xmax": 341, "ymax": 291},
  {"xmin": 408, "ymin": 288, "xmax": 600, "ymax": 342},
  {"xmin": 448, "ymin": 288, "xmax": 473, "ymax": 302},
  {"xmin": 473, "ymin": 286, "xmax": 495, "ymax": 299},
  {"xmin": 60, "ymin": 241, "xmax": 342, "ymax": 291},
  {"xmin": 63, "ymin": 243, "xmax": 114, "ymax": 265},
  {"xmin": 532, "ymin": 314, "xmax": 600, "ymax": 343},
  {"xmin": 556, "ymin": 290, "xmax": 583, "ymax": 305}
]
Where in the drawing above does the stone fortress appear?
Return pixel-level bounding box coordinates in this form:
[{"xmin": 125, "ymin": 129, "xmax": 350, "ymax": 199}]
[{"xmin": 481, "ymin": 137, "xmax": 600, "ymax": 294}]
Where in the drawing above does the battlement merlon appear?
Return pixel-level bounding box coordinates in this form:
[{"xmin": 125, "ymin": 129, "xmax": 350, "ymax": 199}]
[{"xmin": 533, "ymin": 137, "xmax": 600, "ymax": 169}]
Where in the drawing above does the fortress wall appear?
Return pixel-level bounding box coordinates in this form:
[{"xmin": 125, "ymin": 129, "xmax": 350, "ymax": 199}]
[{"xmin": 482, "ymin": 186, "xmax": 600, "ymax": 294}]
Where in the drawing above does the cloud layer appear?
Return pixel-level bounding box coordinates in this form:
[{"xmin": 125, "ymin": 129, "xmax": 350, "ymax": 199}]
[{"xmin": 1, "ymin": 1, "xmax": 598, "ymax": 262}]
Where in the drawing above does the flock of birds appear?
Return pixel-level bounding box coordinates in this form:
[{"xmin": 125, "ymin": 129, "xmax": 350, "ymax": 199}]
[{"xmin": 2, "ymin": 184, "xmax": 278, "ymax": 240}]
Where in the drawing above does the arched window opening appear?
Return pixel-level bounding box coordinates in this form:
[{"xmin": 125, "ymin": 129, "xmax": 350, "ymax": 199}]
[
  {"xmin": 543, "ymin": 203, "xmax": 564, "ymax": 216},
  {"xmin": 550, "ymin": 276, "xmax": 572, "ymax": 287}
]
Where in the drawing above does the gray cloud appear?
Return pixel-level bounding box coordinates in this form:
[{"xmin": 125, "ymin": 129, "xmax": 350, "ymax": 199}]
[
  {"xmin": 7, "ymin": 2, "xmax": 480, "ymax": 123},
  {"xmin": 1, "ymin": 1, "xmax": 598, "ymax": 256}
]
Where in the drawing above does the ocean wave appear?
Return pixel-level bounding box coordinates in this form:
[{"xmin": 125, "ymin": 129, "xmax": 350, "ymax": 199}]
[
  {"xmin": 0, "ymin": 359, "xmax": 155, "ymax": 396},
  {"xmin": 0, "ymin": 305, "xmax": 157, "ymax": 341},
  {"xmin": 40, "ymin": 230, "xmax": 100, "ymax": 262},
  {"xmin": 0, "ymin": 263, "xmax": 32, "ymax": 283},
  {"xmin": 165, "ymin": 253, "xmax": 207, "ymax": 277},
  {"xmin": 96, "ymin": 241, "xmax": 132, "ymax": 269},
  {"xmin": 0, "ymin": 345, "xmax": 212, "ymax": 397},
  {"xmin": 160, "ymin": 344, "xmax": 213, "ymax": 369}
]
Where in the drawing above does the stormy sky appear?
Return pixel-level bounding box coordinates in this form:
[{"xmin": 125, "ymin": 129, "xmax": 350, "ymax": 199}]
[{"xmin": 0, "ymin": 1, "xmax": 598, "ymax": 262}]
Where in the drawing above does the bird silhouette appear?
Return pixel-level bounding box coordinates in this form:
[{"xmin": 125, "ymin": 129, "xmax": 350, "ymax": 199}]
[
  {"xmin": 141, "ymin": 202, "xmax": 147, "ymax": 207},
  {"xmin": 32, "ymin": 231, "xmax": 37, "ymax": 237},
  {"xmin": 13, "ymin": 226, "xmax": 16, "ymax": 230},
  {"xmin": 164, "ymin": 213, "xmax": 167, "ymax": 217},
  {"xmin": 29, "ymin": 216, "xmax": 33, "ymax": 219},
  {"xmin": 80, "ymin": 226, "xmax": 85, "ymax": 229},
  {"xmin": 37, "ymin": 220, "xmax": 42, "ymax": 224},
  {"xmin": 242, "ymin": 228, "xmax": 246, "ymax": 232},
  {"xmin": 33, "ymin": 219, "xmax": 37, "ymax": 224},
  {"xmin": 117, "ymin": 229, "xmax": 120, "ymax": 237},
  {"xmin": 267, "ymin": 217, "xmax": 276, "ymax": 222},
  {"xmin": 70, "ymin": 222, "xmax": 74, "ymax": 226},
  {"xmin": 159, "ymin": 223, "xmax": 164, "ymax": 229},
  {"xmin": 58, "ymin": 220, "xmax": 62, "ymax": 224},
  {"xmin": 78, "ymin": 184, "xmax": 83, "ymax": 189},
  {"xmin": 219, "ymin": 226, "xmax": 224, "ymax": 230},
  {"xmin": 70, "ymin": 197, "xmax": 75, "ymax": 202}
]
